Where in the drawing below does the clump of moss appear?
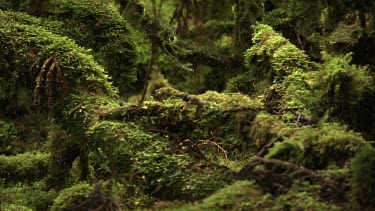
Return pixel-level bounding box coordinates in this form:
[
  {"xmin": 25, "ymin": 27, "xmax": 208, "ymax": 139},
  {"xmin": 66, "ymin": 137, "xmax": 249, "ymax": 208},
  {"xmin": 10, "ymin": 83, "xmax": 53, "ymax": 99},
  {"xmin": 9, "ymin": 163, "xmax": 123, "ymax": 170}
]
[
  {"xmin": 313, "ymin": 52, "xmax": 373, "ymax": 122},
  {"xmin": 47, "ymin": 0, "xmax": 138, "ymax": 93},
  {"xmin": 245, "ymin": 23, "xmax": 310, "ymax": 82},
  {"xmin": 0, "ymin": 152, "xmax": 50, "ymax": 184},
  {"xmin": 0, "ymin": 181, "xmax": 58, "ymax": 211},
  {"xmin": 266, "ymin": 122, "xmax": 368, "ymax": 169},
  {"xmin": 0, "ymin": 0, "xmax": 139, "ymax": 94},
  {"xmin": 178, "ymin": 180, "xmax": 272, "ymax": 210},
  {"xmin": 51, "ymin": 181, "xmax": 124, "ymax": 210},
  {"xmin": 271, "ymin": 182, "xmax": 342, "ymax": 211},
  {"xmin": 51, "ymin": 182, "xmax": 93, "ymax": 210},
  {"xmin": 0, "ymin": 12, "xmax": 117, "ymax": 104}
]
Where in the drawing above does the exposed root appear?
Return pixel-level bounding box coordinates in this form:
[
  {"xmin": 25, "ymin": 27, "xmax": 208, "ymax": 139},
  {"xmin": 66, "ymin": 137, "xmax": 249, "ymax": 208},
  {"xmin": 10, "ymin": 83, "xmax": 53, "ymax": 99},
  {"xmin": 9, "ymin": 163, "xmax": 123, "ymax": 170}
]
[
  {"xmin": 236, "ymin": 157, "xmax": 349, "ymax": 202},
  {"xmin": 198, "ymin": 139, "xmax": 230, "ymax": 164},
  {"xmin": 33, "ymin": 57, "xmax": 63, "ymax": 110}
]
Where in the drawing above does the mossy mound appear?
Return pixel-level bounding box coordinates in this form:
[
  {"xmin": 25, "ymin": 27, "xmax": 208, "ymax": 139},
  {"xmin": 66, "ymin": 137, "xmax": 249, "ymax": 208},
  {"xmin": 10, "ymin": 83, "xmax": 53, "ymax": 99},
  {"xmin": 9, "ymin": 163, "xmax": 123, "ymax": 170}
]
[{"xmin": 0, "ymin": 0, "xmax": 138, "ymax": 94}]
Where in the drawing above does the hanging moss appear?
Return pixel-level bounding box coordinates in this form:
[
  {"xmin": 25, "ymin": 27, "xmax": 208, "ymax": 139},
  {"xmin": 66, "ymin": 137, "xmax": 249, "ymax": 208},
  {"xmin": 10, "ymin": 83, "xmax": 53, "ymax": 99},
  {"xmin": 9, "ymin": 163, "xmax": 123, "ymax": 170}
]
[
  {"xmin": 313, "ymin": 52, "xmax": 373, "ymax": 122},
  {"xmin": 244, "ymin": 23, "xmax": 310, "ymax": 82}
]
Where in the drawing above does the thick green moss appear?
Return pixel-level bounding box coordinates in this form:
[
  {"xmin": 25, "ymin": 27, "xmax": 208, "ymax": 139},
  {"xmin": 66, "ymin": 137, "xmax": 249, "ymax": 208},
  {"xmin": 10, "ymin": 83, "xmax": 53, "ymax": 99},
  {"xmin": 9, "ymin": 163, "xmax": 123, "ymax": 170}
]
[
  {"xmin": 0, "ymin": 0, "xmax": 139, "ymax": 94},
  {"xmin": 0, "ymin": 182, "xmax": 57, "ymax": 210},
  {"xmin": 0, "ymin": 152, "xmax": 50, "ymax": 183},
  {"xmin": 266, "ymin": 122, "xmax": 368, "ymax": 169},
  {"xmin": 245, "ymin": 23, "xmax": 310, "ymax": 82},
  {"xmin": 87, "ymin": 120, "xmax": 233, "ymax": 201},
  {"xmin": 313, "ymin": 52, "xmax": 373, "ymax": 121},
  {"xmin": 51, "ymin": 182, "xmax": 93, "ymax": 211},
  {"xmin": 177, "ymin": 180, "xmax": 272, "ymax": 211},
  {"xmin": 47, "ymin": 0, "xmax": 138, "ymax": 93},
  {"xmin": 0, "ymin": 12, "xmax": 116, "ymax": 103}
]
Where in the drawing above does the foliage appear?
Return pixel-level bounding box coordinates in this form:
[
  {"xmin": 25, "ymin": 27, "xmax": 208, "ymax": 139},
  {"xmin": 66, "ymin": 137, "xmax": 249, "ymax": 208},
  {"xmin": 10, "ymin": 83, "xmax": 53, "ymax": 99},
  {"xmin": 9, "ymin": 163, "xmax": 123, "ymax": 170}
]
[
  {"xmin": 224, "ymin": 71, "xmax": 258, "ymax": 96},
  {"xmin": 0, "ymin": 0, "xmax": 138, "ymax": 94},
  {"xmin": 0, "ymin": 120, "xmax": 19, "ymax": 155},
  {"xmin": 87, "ymin": 120, "xmax": 232, "ymax": 201},
  {"xmin": 87, "ymin": 121, "xmax": 158, "ymax": 178},
  {"xmin": 131, "ymin": 140, "xmax": 192, "ymax": 200},
  {"xmin": 51, "ymin": 181, "xmax": 125, "ymax": 210}
]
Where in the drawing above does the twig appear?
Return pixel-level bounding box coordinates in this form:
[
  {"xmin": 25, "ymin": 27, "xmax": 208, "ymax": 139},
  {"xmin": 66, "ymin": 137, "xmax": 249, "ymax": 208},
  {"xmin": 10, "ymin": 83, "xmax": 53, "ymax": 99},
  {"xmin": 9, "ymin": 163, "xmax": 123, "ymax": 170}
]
[
  {"xmin": 257, "ymin": 136, "xmax": 283, "ymax": 157},
  {"xmin": 198, "ymin": 139, "xmax": 229, "ymax": 164}
]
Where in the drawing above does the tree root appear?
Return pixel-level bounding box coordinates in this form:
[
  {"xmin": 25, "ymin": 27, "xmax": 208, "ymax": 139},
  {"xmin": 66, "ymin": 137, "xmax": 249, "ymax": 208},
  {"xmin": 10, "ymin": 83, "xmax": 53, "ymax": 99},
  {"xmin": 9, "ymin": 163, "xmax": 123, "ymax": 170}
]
[
  {"xmin": 33, "ymin": 57, "xmax": 62, "ymax": 110},
  {"xmin": 236, "ymin": 157, "xmax": 349, "ymax": 202}
]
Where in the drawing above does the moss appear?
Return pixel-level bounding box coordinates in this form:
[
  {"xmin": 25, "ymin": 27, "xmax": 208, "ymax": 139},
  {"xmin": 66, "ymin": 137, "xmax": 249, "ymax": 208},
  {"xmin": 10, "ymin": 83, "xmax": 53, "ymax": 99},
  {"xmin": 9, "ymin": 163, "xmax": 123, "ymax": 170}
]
[
  {"xmin": 313, "ymin": 52, "xmax": 373, "ymax": 122},
  {"xmin": 51, "ymin": 181, "xmax": 123, "ymax": 210},
  {"xmin": 0, "ymin": 182, "xmax": 58, "ymax": 211},
  {"xmin": 0, "ymin": 0, "xmax": 139, "ymax": 93},
  {"xmin": 266, "ymin": 123, "xmax": 369, "ymax": 169},
  {"xmin": 87, "ymin": 121, "xmax": 159, "ymax": 178},
  {"xmin": 351, "ymin": 146, "xmax": 375, "ymax": 209},
  {"xmin": 51, "ymin": 182, "xmax": 93, "ymax": 211},
  {"xmin": 245, "ymin": 23, "xmax": 310, "ymax": 82},
  {"xmin": 271, "ymin": 182, "xmax": 342, "ymax": 211},
  {"xmin": 249, "ymin": 112, "xmax": 292, "ymax": 147},
  {"xmin": 87, "ymin": 120, "xmax": 233, "ymax": 202},
  {"xmin": 0, "ymin": 152, "xmax": 50, "ymax": 184},
  {"xmin": 0, "ymin": 12, "xmax": 117, "ymax": 103},
  {"xmin": 182, "ymin": 165, "xmax": 233, "ymax": 200},
  {"xmin": 178, "ymin": 180, "xmax": 272, "ymax": 211},
  {"xmin": 47, "ymin": 0, "xmax": 138, "ymax": 93}
]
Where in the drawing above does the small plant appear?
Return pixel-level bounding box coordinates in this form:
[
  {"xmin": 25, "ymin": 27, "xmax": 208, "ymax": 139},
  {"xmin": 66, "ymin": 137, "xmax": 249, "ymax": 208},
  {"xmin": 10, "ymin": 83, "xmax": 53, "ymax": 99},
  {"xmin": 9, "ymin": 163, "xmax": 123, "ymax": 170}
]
[{"xmin": 0, "ymin": 120, "xmax": 19, "ymax": 155}]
